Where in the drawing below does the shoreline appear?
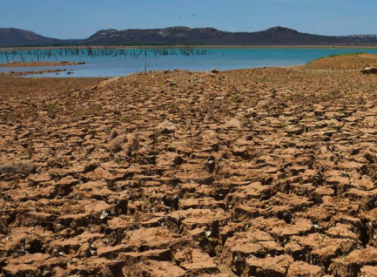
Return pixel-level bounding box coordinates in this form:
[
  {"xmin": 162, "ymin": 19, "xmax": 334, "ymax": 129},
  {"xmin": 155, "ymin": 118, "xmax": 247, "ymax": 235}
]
[
  {"xmin": 2, "ymin": 45, "xmax": 377, "ymax": 50},
  {"xmin": 1, "ymin": 52, "xmax": 375, "ymax": 78},
  {"xmin": 0, "ymin": 61, "xmax": 85, "ymax": 68}
]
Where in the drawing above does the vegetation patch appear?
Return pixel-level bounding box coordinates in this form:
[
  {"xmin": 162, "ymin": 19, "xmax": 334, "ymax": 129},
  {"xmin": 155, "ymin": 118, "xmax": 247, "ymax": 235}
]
[{"xmin": 305, "ymin": 52, "xmax": 377, "ymax": 70}]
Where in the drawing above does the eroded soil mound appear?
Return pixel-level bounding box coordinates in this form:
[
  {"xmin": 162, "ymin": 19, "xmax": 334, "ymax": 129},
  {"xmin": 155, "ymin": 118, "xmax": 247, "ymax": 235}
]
[
  {"xmin": 1, "ymin": 68, "xmax": 377, "ymax": 276},
  {"xmin": 305, "ymin": 53, "xmax": 377, "ymax": 70}
]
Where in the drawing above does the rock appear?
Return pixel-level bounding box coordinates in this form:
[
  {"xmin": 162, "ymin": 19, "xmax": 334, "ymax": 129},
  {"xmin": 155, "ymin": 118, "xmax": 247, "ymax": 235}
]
[
  {"xmin": 166, "ymin": 79, "xmax": 177, "ymax": 86},
  {"xmin": 157, "ymin": 120, "xmax": 177, "ymax": 133},
  {"xmin": 256, "ymin": 99, "xmax": 272, "ymax": 109},
  {"xmin": 0, "ymin": 162, "xmax": 36, "ymax": 175},
  {"xmin": 99, "ymin": 77, "xmax": 121, "ymax": 88},
  {"xmin": 224, "ymin": 118, "xmax": 243, "ymax": 129},
  {"xmin": 361, "ymin": 67, "xmax": 377, "ymax": 74},
  {"xmin": 107, "ymin": 129, "xmax": 119, "ymax": 143},
  {"xmin": 107, "ymin": 135, "xmax": 127, "ymax": 153},
  {"xmin": 124, "ymin": 134, "xmax": 139, "ymax": 155},
  {"xmin": 107, "ymin": 134, "xmax": 139, "ymax": 154},
  {"xmin": 211, "ymin": 69, "xmax": 220, "ymax": 74}
]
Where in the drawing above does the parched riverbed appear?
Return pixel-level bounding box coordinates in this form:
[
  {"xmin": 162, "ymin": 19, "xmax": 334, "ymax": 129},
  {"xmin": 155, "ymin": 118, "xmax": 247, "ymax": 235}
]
[{"xmin": 1, "ymin": 63, "xmax": 377, "ymax": 276}]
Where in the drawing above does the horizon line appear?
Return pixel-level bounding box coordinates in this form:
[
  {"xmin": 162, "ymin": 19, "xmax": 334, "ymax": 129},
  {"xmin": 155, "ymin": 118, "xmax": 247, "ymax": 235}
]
[{"xmin": 1, "ymin": 25, "xmax": 377, "ymax": 41}]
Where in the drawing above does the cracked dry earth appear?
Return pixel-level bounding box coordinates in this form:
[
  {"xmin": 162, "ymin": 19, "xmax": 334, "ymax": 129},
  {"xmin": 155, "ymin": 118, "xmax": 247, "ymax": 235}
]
[{"xmin": 2, "ymin": 67, "xmax": 377, "ymax": 277}]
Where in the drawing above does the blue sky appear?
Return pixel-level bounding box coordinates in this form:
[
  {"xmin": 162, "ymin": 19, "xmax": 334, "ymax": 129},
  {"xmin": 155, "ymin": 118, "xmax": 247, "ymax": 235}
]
[{"xmin": 1, "ymin": 0, "xmax": 376, "ymax": 39}]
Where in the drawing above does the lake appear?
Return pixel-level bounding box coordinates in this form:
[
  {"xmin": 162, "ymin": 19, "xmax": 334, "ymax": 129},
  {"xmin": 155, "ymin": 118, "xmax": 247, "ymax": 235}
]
[{"xmin": 1, "ymin": 47, "xmax": 377, "ymax": 77}]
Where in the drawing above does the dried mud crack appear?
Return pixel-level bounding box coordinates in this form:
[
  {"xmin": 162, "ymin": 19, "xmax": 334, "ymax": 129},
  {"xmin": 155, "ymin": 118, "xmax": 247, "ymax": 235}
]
[{"xmin": 1, "ymin": 66, "xmax": 377, "ymax": 277}]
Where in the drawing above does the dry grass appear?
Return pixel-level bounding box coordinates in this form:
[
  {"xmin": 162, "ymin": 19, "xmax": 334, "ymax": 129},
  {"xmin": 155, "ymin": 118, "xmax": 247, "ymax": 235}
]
[{"xmin": 305, "ymin": 53, "xmax": 377, "ymax": 70}]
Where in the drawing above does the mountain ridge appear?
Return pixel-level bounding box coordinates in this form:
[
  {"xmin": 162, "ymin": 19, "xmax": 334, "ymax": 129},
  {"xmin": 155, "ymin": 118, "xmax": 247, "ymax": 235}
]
[
  {"xmin": 1, "ymin": 26, "xmax": 377, "ymax": 47},
  {"xmin": 0, "ymin": 28, "xmax": 63, "ymax": 47}
]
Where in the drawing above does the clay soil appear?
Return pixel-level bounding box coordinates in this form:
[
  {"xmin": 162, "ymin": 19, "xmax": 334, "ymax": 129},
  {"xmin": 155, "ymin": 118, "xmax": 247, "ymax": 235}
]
[
  {"xmin": 0, "ymin": 69, "xmax": 72, "ymax": 77},
  {"xmin": 2, "ymin": 60, "xmax": 377, "ymax": 277}
]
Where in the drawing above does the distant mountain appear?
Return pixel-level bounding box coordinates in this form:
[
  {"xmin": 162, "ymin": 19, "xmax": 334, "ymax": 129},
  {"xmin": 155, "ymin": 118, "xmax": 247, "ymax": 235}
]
[
  {"xmin": 84, "ymin": 26, "xmax": 377, "ymax": 46},
  {"xmin": 2, "ymin": 26, "xmax": 377, "ymax": 47},
  {"xmin": 0, "ymin": 28, "xmax": 64, "ymax": 47}
]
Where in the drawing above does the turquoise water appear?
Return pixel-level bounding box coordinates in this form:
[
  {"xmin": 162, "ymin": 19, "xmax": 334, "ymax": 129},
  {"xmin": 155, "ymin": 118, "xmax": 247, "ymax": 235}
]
[{"xmin": 1, "ymin": 48, "xmax": 377, "ymax": 77}]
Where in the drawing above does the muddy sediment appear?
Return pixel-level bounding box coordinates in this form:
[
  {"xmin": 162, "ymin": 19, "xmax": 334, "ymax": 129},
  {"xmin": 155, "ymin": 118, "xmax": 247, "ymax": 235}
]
[
  {"xmin": 0, "ymin": 61, "xmax": 85, "ymax": 67},
  {"xmin": 1, "ymin": 66, "xmax": 377, "ymax": 276},
  {"xmin": 1, "ymin": 69, "xmax": 69, "ymax": 77}
]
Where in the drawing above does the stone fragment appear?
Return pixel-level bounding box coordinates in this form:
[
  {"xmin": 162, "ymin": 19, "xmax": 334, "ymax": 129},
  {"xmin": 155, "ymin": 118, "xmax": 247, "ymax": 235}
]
[{"xmin": 0, "ymin": 162, "xmax": 36, "ymax": 175}]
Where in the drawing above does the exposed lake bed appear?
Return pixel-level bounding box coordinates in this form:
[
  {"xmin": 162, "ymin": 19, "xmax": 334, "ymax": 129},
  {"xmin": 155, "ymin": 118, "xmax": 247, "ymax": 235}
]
[
  {"xmin": 2, "ymin": 53, "xmax": 377, "ymax": 276},
  {"xmin": 4, "ymin": 0, "xmax": 377, "ymax": 274}
]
